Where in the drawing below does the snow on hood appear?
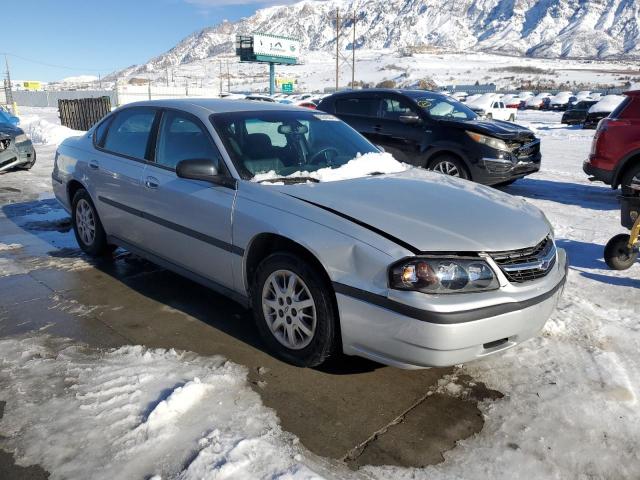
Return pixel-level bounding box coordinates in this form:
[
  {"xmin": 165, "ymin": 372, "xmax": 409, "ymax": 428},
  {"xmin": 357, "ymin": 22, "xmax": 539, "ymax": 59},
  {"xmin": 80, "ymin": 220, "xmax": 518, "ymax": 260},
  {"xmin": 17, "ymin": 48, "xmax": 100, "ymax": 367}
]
[
  {"xmin": 252, "ymin": 152, "xmax": 408, "ymax": 183},
  {"xmin": 588, "ymin": 95, "xmax": 625, "ymax": 114},
  {"xmin": 466, "ymin": 94, "xmax": 496, "ymax": 110}
]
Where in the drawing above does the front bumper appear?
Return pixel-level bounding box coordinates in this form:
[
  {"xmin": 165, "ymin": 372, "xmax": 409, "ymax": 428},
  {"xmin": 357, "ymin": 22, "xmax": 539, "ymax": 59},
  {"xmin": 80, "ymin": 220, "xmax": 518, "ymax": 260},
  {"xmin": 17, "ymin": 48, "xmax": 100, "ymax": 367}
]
[
  {"xmin": 472, "ymin": 154, "xmax": 541, "ymax": 185},
  {"xmin": 337, "ymin": 248, "xmax": 567, "ymax": 369},
  {"xmin": 0, "ymin": 140, "xmax": 36, "ymax": 172}
]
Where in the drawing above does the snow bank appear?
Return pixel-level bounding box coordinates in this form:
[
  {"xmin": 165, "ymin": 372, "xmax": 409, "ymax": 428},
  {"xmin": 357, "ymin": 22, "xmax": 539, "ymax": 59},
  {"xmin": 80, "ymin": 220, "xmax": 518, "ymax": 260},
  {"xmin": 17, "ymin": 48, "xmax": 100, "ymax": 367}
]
[
  {"xmin": 19, "ymin": 116, "xmax": 84, "ymax": 146},
  {"xmin": 253, "ymin": 152, "xmax": 409, "ymax": 183},
  {"xmin": 0, "ymin": 336, "xmax": 317, "ymax": 480},
  {"xmin": 589, "ymin": 95, "xmax": 625, "ymax": 114}
]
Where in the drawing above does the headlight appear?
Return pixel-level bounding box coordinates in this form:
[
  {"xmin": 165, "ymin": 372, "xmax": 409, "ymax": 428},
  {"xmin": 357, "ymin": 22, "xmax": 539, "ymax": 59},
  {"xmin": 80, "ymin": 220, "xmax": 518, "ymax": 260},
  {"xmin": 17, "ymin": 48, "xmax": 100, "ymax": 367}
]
[
  {"xmin": 14, "ymin": 133, "xmax": 29, "ymax": 144},
  {"xmin": 466, "ymin": 131, "xmax": 509, "ymax": 151},
  {"xmin": 389, "ymin": 257, "xmax": 499, "ymax": 294}
]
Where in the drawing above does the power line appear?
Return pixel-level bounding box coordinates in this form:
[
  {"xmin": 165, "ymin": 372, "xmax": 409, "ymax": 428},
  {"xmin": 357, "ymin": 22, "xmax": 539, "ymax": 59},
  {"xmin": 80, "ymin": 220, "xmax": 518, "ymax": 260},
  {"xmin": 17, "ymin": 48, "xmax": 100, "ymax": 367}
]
[{"xmin": 0, "ymin": 52, "xmax": 117, "ymax": 74}]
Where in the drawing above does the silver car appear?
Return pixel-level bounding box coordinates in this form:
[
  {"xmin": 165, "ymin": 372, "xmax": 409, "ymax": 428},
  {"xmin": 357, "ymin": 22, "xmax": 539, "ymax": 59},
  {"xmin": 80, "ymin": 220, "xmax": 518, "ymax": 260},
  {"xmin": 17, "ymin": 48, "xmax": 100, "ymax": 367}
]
[
  {"xmin": 1, "ymin": 123, "xmax": 36, "ymax": 173},
  {"xmin": 53, "ymin": 99, "xmax": 567, "ymax": 368}
]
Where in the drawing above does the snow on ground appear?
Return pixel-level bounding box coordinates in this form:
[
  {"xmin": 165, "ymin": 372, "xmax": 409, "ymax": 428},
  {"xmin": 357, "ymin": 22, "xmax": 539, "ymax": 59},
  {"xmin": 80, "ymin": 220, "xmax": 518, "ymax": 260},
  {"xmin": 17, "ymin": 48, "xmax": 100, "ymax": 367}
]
[
  {"xmin": 17, "ymin": 107, "xmax": 84, "ymax": 146},
  {"xmin": 1, "ymin": 108, "xmax": 639, "ymax": 479}
]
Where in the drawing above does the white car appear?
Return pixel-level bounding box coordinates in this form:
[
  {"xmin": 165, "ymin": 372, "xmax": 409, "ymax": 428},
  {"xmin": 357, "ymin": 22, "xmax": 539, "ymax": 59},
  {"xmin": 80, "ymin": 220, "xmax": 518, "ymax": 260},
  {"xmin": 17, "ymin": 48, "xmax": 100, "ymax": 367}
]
[
  {"xmin": 466, "ymin": 94, "xmax": 517, "ymax": 121},
  {"xmin": 525, "ymin": 93, "xmax": 552, "ymax": 109}
]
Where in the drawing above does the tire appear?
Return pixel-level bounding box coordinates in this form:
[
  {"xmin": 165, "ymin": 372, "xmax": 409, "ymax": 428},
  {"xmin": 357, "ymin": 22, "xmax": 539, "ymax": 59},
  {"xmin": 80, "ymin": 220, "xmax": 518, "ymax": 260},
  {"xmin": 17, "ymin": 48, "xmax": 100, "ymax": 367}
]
[
  {"xmin": 486, "ymin": 113, "xmax": 493, "ymax": 119},
  {"xmin": 71, "ymin": 188, "xmax": 114, "ymax": 257},
  {"xmin": 604, "ymin": 234, "xmax": 638, "ymax": 270},
  {"xmin": 620, "ymin": 163, "xmax": 640, "ymax": 195},
  {"xmin": 252, "ymin": 252, "xmax": 338, "ymax": 367},
  {"xmin": 429, "ymin": 154, "xmax": 470, "ymax": 180},
  {"xmin": 508, "ymin": 114, "xmax": 515, "ymax": 122}
]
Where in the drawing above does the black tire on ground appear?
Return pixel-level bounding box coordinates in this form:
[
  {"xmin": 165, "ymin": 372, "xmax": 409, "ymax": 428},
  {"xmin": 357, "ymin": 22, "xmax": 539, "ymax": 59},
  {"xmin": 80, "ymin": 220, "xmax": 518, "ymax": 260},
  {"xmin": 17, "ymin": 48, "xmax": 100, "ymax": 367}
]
[
  {"xmin": 509, "ymin": 114, "xmax": 515, "ymax": 122},
  {"xmin": 486, "ymin": 113, "xmax": 493, "ymax": 119},
  {"xmin": 494, "ymin": 178, "xmax": 518, "ymax": 187},
  {"xmin": 620, "ymin": 162, "xmax": 640, "ymax": 195},
  {"xmin": 428, "ymin": 154, "xmax": 470, "ymax": 180},
  {"xmin": 252, "ymin": 252, "xmax": 338, "ymax": 367},
  {"xmin": 71, "ymin": 188, "xmax": 114, "ymax": 257},
  {"xmin": 17, "ymin": 151, "xmax": 36, "ymax": 170},
  {"xmin": 604, "ymin": 234, "xmax": 638, "ymax": 270}
]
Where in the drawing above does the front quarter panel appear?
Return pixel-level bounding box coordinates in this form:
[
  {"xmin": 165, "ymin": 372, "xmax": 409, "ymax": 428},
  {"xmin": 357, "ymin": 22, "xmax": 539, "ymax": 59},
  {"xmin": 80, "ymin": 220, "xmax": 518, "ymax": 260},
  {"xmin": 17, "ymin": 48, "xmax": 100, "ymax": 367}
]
[{"xmin": 232, "ymin": 181, "xmax": 414, "ymax": 296}]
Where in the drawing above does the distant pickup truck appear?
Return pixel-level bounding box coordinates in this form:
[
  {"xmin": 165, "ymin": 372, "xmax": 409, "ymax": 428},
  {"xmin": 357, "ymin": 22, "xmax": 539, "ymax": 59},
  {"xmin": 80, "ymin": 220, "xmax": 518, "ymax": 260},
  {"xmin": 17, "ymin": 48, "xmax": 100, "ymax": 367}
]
[{"xmin": 466, "ymin": 94, "xmax": 517, "ymax": 122}]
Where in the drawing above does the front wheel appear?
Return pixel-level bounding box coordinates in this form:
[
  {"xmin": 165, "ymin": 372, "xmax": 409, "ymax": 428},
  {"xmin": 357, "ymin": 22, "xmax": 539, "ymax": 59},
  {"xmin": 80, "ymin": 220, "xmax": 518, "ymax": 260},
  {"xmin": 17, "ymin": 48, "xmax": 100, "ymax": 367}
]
[
  {"xmin": 604, "ymin": 234, "xmax": 638, "ymax": 270},
  {"xmin": 252, "ymin": 253, "xmax": 338, "ymax": 367},
  {"xmin": 71, "ymin": 189, "xmax": 114, "ymax": 257},
  {"xmin": 429, "ymin": 155, "xmax": 469, "ymax": 180}
]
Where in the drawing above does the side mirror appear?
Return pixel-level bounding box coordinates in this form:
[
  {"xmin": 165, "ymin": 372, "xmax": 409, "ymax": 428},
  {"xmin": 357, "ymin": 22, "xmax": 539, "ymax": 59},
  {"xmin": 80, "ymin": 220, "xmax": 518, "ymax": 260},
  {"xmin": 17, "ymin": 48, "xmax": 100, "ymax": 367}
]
[
  {"xmin": 399, "ymin": 115, "xmax": 422, "ymax": 125},
  {"xmin": 176, "ymin": 158, "xmax": 219, "ymax": 183}
]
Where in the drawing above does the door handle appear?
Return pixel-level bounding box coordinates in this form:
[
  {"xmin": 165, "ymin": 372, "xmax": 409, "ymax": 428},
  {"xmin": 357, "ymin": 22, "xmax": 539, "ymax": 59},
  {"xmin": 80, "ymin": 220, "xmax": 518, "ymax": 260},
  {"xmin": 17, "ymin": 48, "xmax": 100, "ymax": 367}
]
[
  {"xmin": 144, "ymin": 176, "xmax": 159, "ymax": 189},
  {"xmin": 89, "ymin": 160, "xmax": 99, "ymax": 170}
]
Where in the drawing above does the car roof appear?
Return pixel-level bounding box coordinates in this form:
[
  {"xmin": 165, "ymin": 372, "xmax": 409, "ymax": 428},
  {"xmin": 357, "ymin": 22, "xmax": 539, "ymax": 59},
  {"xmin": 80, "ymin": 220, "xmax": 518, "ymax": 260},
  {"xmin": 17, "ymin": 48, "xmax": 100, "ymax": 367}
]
[
  {"xmin": 326, "ymin": 88, "xmax": 449, "ymax": 99},
  {"xmin": 118, "ymin": 98, "xmax": 303, "ymax": 114}
]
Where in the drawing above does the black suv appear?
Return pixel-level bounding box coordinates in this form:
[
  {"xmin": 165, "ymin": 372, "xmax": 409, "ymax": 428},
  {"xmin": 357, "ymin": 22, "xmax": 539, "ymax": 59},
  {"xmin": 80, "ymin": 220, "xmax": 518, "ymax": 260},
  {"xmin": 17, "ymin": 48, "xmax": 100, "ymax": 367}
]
[
  {"xmin": 317, "ymin": 89, "xmax": 541, "ymax": 185},
  {"xmin": 561, "ymin": 100, "xmax": 598, "ymax": 126}
]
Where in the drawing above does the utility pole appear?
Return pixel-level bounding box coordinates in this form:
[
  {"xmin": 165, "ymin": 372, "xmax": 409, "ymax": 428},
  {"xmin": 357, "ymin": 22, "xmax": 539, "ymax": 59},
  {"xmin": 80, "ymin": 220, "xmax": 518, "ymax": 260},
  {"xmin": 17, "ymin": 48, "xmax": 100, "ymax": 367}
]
[
  {"xmin": 226, "ymin": 59, "xmax": 231, "ymax": 92},
  {"xmin": 4, "ymin": 55, "xmax": 15, "ymax": 114},
  {"xmin": 219, "ymin": 60, "xmax": 223, "ymax": 95},
  {"xmin": 98, "ymin": 73, "xmax": 102, "ymax": 89},
  {"xmin": 352, "ymin": 12, "xmax": 356, "ymax": 88},
  {"xmin": 335, "ymin": 8, "xmax": 340, "ymax": 91},
  {"xmin": 166, "ymin": 67, "xmax": 169, "ymax": 87}
]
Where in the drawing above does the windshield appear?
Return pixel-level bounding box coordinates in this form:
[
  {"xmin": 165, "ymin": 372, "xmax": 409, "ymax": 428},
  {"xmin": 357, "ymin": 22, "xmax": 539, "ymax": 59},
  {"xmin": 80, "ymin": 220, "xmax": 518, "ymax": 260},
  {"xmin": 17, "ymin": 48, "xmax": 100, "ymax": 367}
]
[
  {"xmin": 414, "ymin": 94, "xmax": 477, "ymax": 120},
  {"xmin": 210, "ymin": 110, "xmax": 382, "ymax": 181}
]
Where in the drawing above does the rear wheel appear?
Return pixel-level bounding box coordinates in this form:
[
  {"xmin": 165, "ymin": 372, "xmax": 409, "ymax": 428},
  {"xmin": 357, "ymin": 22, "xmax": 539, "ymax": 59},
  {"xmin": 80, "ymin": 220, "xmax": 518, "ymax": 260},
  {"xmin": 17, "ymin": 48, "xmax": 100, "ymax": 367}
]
[
  {"xmin": 429, "ymin": 155, "xmax": 469, "ymax": 180},
  {"xmin": 486, "ymin": 113, "xmax": 493, "ymax": 119},
  {"xmin": 252, "ymin": 252, "xmax": 338, "ymax": 367},
  {"xmin": 71, "ymin": 189, "xmax": 114, "ymax": 257},
  {"xmin": 620, "ymin": 163, "xmax": 640, "ymax": 195},
  {"xmin": 508, "ymin": 114, "xmax": 515, "ymax": 122},
  {"xmin": 604, "ymin": 234, "xmax": 638, "ymax": 270}
]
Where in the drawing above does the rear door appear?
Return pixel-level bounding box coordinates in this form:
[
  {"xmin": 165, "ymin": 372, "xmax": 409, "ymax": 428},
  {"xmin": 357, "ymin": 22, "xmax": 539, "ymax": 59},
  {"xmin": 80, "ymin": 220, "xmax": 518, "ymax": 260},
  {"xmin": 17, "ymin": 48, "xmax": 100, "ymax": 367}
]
[
  {"xmin": 140, "ymin": 109, "xmax": 237, "ymax": 289},
  {"xmin": 374, "ymin": 95, "xmax": 425, "ymax": 162},
  {"xmin": 332, "ymin": 94, "xmax": 381, "ymax": 144},
  {"xmin": 93, "ymin": 106, "xmax": 158, "ymax": 246}
]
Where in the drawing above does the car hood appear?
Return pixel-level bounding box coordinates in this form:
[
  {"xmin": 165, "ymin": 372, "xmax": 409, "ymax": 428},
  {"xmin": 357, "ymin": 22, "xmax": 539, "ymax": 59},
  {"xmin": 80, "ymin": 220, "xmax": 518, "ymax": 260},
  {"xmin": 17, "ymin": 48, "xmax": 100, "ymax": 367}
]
[
  {"xmin": 439, "ymin": 118, "xmax": 533, "ymax": 140},
  {"xmin": 274, "ymin": 169, "xmax": 550, "ymax": 253}
]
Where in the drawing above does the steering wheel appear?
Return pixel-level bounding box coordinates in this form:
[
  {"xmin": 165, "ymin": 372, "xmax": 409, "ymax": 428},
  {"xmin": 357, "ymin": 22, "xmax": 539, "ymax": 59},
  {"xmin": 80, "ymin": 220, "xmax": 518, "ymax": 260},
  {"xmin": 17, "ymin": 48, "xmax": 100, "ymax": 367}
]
[{"xmin": 307, "ymin": 147, "xmax": 339, "ymax": 165}]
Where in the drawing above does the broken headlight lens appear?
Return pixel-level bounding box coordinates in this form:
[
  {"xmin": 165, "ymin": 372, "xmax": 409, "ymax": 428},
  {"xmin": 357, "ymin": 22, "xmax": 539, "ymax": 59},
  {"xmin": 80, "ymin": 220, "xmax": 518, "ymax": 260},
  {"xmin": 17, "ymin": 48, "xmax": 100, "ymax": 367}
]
[{"xmin": 389, "ymin": 257, "xmax": 499, "ymax": 294}]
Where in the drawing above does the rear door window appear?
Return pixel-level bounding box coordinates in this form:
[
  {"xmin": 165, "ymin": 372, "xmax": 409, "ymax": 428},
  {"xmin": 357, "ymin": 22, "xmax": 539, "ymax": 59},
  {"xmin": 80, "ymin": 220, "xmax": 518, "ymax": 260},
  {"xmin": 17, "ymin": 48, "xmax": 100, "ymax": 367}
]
[
  {"xmin": 379, "ymin": 97, "xmax": 416, "ymax": 120},
  {"xmin": 611, "ymin": 97, "xmax": 631, "ymax": 119},
  {"xmin": 334, "ymin": 97, "xmax": 380, "ymax": 117},
  {"xmin": 103, "ymin": 107, "xmax": 156, "ymax": 160}
]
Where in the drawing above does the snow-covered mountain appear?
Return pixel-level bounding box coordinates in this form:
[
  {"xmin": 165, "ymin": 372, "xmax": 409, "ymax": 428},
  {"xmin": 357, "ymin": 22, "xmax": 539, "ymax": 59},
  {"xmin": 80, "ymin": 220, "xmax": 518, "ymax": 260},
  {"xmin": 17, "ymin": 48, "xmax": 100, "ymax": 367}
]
[{"xmin": 122, "ymin": 0, "xmax": 640, "ymax": 76}]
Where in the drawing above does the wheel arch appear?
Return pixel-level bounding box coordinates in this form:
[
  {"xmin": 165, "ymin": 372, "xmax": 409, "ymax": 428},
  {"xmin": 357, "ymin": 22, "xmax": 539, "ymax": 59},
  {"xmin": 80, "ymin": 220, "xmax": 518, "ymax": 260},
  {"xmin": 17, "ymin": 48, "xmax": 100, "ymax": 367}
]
[
  {"xmin": 67, "ymin": 179, "xmax": 87, "ymax": 205},
  {"xmin": 424, "ymin": 148, "xmax": 471, "ymax": 177},
  {"xmin": 613, "ymin": 151, "xmax": 640, "ymax": 188},
  {"xmin": 243, "ymin": 232, "xmax": 342, "ymax": 344}
]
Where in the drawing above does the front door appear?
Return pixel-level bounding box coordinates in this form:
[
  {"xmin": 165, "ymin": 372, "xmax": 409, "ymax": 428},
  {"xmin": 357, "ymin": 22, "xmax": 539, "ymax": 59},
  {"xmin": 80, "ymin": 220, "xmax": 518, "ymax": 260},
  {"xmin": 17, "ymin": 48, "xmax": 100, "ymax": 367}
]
[
  {"xmin": 375, "ymin": 95, "xmax": 425, "ymax": 163},
  {"xmin": 140, "ymin": 109, "xmax": 237, "ymax": 289}
]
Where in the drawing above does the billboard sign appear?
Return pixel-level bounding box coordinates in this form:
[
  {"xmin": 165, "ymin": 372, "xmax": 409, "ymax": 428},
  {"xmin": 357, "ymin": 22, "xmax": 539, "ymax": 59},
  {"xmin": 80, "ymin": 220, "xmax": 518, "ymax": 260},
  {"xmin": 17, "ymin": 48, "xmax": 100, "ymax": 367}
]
[{"xmin": 252, "ymin": 33, "xmax": 300, "ymax": 61}]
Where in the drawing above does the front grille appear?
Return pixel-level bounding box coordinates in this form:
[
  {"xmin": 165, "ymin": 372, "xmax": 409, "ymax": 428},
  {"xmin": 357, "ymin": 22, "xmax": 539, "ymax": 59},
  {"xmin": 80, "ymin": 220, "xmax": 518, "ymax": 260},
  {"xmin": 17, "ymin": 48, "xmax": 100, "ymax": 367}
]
[{"xmin": 490, "ymin": 236, "xmax": 556, "ymax": 283}]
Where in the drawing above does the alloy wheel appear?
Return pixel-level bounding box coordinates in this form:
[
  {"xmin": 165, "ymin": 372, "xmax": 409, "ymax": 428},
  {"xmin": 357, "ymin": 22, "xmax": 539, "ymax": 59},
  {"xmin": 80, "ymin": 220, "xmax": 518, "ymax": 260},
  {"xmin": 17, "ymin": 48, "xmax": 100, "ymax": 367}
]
[
  {"xmin": 75, "ymin": 199, "xmax": 96, "ymax": 246},
  {"xmin": 262, "ymin": 269, "xmax": 317, "ymax": 350},
  {"xmin": 433, "ymin": 160, "xmax": 461, "ymax": 177}
]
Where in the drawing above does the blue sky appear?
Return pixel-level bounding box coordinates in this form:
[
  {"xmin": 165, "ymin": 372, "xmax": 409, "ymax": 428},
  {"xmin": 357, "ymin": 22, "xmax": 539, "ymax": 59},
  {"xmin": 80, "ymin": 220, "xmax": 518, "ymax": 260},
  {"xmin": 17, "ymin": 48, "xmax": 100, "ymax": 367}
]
[{"xmin": 2, "ymin": 0, "xmax": 287, "ymax": 81}]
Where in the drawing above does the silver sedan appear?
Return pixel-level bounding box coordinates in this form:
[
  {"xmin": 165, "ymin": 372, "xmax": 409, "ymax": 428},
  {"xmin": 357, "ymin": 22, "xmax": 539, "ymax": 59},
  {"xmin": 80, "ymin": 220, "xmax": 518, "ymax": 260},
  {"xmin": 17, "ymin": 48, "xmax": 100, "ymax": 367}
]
[{"xmin": 53, "ymin": 99, "xmax": 567, "ymax": 368}]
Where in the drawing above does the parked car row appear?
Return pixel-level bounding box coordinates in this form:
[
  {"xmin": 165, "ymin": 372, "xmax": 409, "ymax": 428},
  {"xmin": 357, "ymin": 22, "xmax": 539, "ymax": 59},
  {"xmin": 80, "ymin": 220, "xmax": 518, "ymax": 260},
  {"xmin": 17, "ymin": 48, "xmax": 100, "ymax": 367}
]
[
  {"xmin": 562, "ymin": 95, "xmax": 626, "ymax": 129},
  {"xmin": 53, "ymin": 96, "xmax": 567, "ymax": 369}
]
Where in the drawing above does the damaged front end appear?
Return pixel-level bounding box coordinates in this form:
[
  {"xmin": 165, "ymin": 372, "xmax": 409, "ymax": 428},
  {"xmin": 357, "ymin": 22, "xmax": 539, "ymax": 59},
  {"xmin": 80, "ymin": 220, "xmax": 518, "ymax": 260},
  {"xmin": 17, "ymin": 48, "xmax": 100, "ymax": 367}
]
[{"xmin": 0, "ymin": 128, "xmax": 36, "ymax": 172}]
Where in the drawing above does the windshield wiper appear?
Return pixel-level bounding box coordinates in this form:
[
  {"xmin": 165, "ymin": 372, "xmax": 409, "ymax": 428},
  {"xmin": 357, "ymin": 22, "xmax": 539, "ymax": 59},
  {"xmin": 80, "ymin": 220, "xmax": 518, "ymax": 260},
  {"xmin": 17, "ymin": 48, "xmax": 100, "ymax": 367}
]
[{"xmin": 258, "ymin": 176, "xmax": 320, "ymax": 184}]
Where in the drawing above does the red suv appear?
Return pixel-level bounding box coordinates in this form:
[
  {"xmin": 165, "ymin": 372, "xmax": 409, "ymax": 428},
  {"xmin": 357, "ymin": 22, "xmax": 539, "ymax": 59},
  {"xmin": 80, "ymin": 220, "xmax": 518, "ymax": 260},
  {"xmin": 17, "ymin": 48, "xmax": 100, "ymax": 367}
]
[{"xmin": 584, "ymin": 90, "xmax": 640, "ymax": 193}]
